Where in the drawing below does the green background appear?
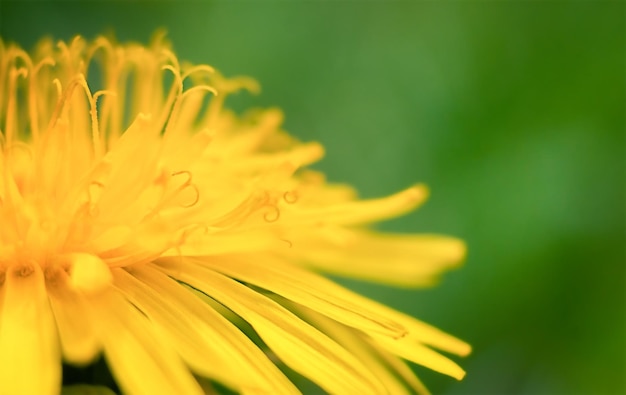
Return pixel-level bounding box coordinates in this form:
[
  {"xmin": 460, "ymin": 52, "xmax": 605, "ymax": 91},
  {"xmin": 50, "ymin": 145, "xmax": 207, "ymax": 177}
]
[{"xmin": 1, "ymin": 1, "xmax": 623, "ymax": 394}]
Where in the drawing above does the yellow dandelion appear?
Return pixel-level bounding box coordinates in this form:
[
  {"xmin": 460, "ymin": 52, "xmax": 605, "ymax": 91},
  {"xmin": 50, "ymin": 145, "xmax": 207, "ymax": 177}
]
[{"xmin": 0, "ymin": 33, "xmax": 470, "ymax": 395}]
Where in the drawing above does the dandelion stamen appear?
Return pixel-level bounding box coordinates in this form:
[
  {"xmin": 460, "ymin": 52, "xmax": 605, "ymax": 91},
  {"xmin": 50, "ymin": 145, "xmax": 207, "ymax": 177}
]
[
  {"xmin": 29, "ymin": 56, "xmax": 56, "ymax": 143},
  {"xmin": 4, "ymin": 67, "xmax": 28, "ymax": 148}
]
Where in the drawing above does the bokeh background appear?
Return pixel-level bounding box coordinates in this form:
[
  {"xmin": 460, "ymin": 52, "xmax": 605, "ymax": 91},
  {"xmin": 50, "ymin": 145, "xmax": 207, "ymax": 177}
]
[{"xmin": 1, "ymin": 1, "xmax": 623, "ymax": 394}]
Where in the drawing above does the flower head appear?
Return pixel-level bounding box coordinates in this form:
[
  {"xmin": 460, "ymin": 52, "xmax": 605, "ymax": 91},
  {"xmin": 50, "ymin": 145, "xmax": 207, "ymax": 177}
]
[{"xmin": 0, "ymin": 34, "xmax": 469, "ymax": 395}]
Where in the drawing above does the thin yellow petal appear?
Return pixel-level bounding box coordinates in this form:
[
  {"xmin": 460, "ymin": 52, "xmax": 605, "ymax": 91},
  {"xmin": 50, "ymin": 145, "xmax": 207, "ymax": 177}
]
[
  {"xmin": 94, "ymin": 113, "xmax": 163, "ymax": 219},
  {"xmin": 283, "ymin": 184, "xmax": 429, "ymax": 225},
  {"xmin": 0, "ymin": 264, "xmax": 61, "ymax": 395},
  {"xmin": 294, "ymin": 302, "xmax": 414, "ymax": 395},
  {"xmin": 210, "ymin": 253, "xmax": 470, "ymax": 358},
  {"xmin": 47, "ymin": 269, "xmax": 100, "ymax": 365},
  {"xmin": 289, "ymin": 231, "xmax": 466, "ymax": 287},
  {"xmin": 87, "ymin": 289, "xmax": 204, "ymax": 395},
  {"xmin": 372, "ymin": 342, "xmax": 431, "ymax": 395},
  {"xmin": 212, "ymin": 108, "xmax": 283, "ymax": 156},
  {"xmin": 165, "ymin": 228, "xmax": 282, "ymax": 257},
  {"xmin": 317, "ymin": 286, "xmax": 471, "ymax": 357},
  {"xmin": 228, "ymin": 143, "xmax": 324, "ymax": 173},
  {"xmin": 379, "ymin": 309, "xmax": 471, "ymax": 358},
  {"xmin": 373, "ymin": 334, "xmax": 467, "ymax": 380},
  {"xmin": 190, "ymin": 255, "xmax": 407, "ymax": 338},
  {"xmin": 157, "ymin": 258, "xmax": 388, "ymax": 395},
  {"xmin": 113, "ymin": 266, "xmax": 300, "ymax": 395}
]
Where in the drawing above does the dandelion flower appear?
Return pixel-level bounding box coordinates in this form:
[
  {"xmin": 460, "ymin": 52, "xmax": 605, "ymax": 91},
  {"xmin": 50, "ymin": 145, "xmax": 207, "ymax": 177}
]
[{"xmin": 0, "ymin": 34, "xmax": 470, "ymax": 395}]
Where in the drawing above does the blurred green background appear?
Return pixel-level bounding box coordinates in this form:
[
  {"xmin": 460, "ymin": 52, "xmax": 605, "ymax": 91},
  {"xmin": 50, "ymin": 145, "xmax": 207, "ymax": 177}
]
[{"xmin": 1, "ymin": 1, "xmax": 623, "ymax": 394}]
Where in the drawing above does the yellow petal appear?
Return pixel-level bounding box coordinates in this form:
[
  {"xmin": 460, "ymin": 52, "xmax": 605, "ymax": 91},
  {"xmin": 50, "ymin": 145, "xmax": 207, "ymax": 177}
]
[
  {"xmin": 113, "ymin": 266, "xmax": 299, "ymax": 395},
  {"xmin": 87, "ymin": 288, "xmax": 204, "ymax": 395},
  {"xmin": 290, "ymin": 231, "xmax": 466, "ymax": 287},
  {"xmin": 227, "ymin": 142, "xmax": 324, "ymax": 173},
  {"xmin": 213, "ymin": 108, "xmax": 283, "ymax": 156},
  {"xmin": 205, "ymin": 252, "xmax": 470, "ymax": 358},
  {"xmin": 257, "ymin": 262, "xmax": 468, "ymax": 381},
  {"xmin": 378, "ymin": 308, "xmax": 471, "ymax": 358},
  {"xmin": 0, "ymin": 264, "xmax": 61, "ymax": 395},
  {"xmin": 94, "ymin": 113, "xmax": 163, "ymax": 220},
  {"xmin": 372, "ymin": 334, "xmax": 467, "ymax": 380},
  {"xmin": 294, "ymin": 302, "xmax": 416, "ymax": 395},
  {"xmin": 157, "ymin": 258, "xmax": 388, "ymax": 395},
  {"xmin": 372, "ymin": 341, "xmax": 431, "ymax": 395},
  {"xmin": 283, "ymin": 184, "xmax": 429, "ymax": 225},
  {"xmin": 310, "ymin": 284, "xmax": 471, "ymax": 358},
  {"xmin": 164, "ymin": 228, "xmax": 281, "ymax": 257},
  {"xmin": 190, "ymin": 255, "xmax": 407, "ymax": 338},
  {"xmin": 47, "ymin": 270, "xmax": 100, "ymax": 365}
]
